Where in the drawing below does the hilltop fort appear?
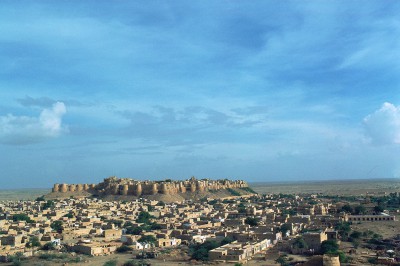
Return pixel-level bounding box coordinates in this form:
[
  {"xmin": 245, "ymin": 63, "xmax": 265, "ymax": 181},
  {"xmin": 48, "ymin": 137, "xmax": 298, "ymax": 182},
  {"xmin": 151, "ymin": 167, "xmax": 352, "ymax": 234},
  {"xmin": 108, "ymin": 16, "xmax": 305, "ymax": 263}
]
[{"xmin": 47, "ymin": 176, "xmax": 254, "ymax": 202}]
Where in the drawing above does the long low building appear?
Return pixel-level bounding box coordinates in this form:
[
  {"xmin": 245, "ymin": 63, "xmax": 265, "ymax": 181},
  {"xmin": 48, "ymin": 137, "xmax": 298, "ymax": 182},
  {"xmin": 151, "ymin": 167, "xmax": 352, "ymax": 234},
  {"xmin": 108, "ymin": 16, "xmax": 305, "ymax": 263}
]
[
  {"xmin": 345, "ymin": 214, "xmax": 396, "ymax": 222},
  {"xmin": 209, "ymin": 239, "xmax": 271, "ymax": 263}
]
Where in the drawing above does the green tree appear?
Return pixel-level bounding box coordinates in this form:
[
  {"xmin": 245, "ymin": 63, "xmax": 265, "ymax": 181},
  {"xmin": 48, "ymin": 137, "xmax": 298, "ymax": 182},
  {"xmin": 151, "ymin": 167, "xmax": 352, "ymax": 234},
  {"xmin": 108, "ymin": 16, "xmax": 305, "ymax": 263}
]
[
  {"xmin": 221, "ymin": 237, "xmax": 234, "ymax": 246},
  {"xmin": 35, "ymin": 196, "xmax": 45, "ymax": 202},
  {"xmin": 354, "ymin": 205, "xmax": 366, "ymax": 215},
  {"xmin": 123, "ymin": 221, "xmax": 134, "ymax": 228},
  {"xmin": 156, "ymin": 201, "xmax": 165, "ymax": 206},
  {"xmin": 150, "ymin": 223, "xmax": 162, "ymax": 230},
  {"xmin": 280, "ymin": 223, "xmax": 292, "ymax": 236},
  {"xmin": 26, "ymin": 236, "xmax": 41, "ymax": 248},
  {"xmin": 42, "ymin": 200, "xmax": 55, "ymax": 210},
  {"xmin": 190, "ymin": 240, "xmax": 219, "ymax": 261},
  {"xmin": 335, "ymin": 222, "xmax": 351, "ymax": 239},
  {"xmin": 373, "ymin": 205, "xmax": 384, "ymax": 213},
  {"xmin": 341, "ymin": 204, "xmax": 353, "ymax": 213},
  {"xmin": 293, "ymin": 237, "xmax": 308, "ymax": 249},
  {"xmin": 321, "ymin": 240, "xmax": 339, "ymax": 254},
  {"xmin": 136, "ymin": 211, "xmax": 154, "ymax": 224},
  {"xmin": 109, "ymin": 219, "xmax": 123, "ymax": 227},
  {"xmin": 126, "ymin": 226, "xmax": 142, "ymax": 235},
  {"xmin": 138, "ymin": 235, "xmax": 157, "ymax": 244},
  {"xmin": 244, "ymin": 217, "xmax": 258, "ymax": 226},
  {"xmin": 50, "ymin": 220, "xmax": 63, "ymax": 233},
  {"xmin": 63, "ymin": 213, "xmax": 74, "ymax": 218},
  {"xmin": 12, "ymin": 213, "xmax": 34, "ymax": 223}
]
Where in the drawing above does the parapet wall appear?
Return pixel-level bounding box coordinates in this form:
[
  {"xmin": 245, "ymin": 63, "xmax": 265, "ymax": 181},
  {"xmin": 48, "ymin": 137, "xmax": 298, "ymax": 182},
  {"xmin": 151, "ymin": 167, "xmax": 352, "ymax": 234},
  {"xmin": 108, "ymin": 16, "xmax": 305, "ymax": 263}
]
[{"xmin": 52, "ymin": 177, "xmax": 249, "ymax": 196}]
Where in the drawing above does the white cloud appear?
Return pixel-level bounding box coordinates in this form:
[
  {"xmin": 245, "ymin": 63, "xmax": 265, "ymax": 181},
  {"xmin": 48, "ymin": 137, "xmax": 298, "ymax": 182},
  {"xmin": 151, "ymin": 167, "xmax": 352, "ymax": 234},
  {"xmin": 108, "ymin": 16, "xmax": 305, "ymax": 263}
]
[
  {"xmin": 0, "ymin": 102, "xmax": 67, "ymax": 145},
  {"xmin": 363, "ymin": 102, "xmax": 400, "ymax": 145}
]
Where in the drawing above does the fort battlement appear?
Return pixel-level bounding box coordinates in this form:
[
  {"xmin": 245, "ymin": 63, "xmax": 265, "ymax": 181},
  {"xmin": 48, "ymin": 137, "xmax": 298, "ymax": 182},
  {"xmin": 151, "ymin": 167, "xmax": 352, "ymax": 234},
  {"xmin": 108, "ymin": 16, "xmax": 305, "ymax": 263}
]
[{"xmin": 52, "ymin": 176, "xmax": 249, "ymax": 196}]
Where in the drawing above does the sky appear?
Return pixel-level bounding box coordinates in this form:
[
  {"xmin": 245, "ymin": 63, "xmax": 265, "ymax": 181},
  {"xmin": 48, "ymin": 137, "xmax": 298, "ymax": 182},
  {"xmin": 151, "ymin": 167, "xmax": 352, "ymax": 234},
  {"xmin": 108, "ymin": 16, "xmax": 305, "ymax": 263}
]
[{"xmin": 1, "ymin": 1, "xmax": 400, "ymax": 188}]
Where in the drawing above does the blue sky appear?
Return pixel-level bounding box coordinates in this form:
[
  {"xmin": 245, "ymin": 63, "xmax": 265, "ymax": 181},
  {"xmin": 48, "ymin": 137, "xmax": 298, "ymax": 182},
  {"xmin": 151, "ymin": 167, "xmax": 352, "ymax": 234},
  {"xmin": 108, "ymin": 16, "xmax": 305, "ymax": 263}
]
[{"xmin": 1, "ymin": 1, "xmax": 400, "ymax": 188}]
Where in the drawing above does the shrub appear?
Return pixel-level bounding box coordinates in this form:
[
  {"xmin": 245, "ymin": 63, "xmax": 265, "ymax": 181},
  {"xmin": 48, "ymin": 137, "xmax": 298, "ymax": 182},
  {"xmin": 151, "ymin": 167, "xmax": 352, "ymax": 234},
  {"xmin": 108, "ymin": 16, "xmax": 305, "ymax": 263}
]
[
  {"xmin": 276, "ymin": 255, "xmax": 289, "ymax": 266},
  {"xmin": 8, "ymin": 252, "xmax": 25, "ymax": 265},
  {"xmin": 117, "ymin": 245, "xmax": 133, "ymax": 253},
  {"xmin": 350, "ymin": 231, "xmax": 362, "ymax": 239},
  {"xmin": 38, "ymin": 253, "xmax": 68, "ymax": 260},
  {"xmin": 42, "ymin": 242, "xmax": 56, "ymax": 250},
  {"xmin": 68, "ymin": 256, "xmax": 84, "ymax": 263},
  {"xmin": 103, "ymin": 259, "xmax": 118, "ymax": 266},
  {"xmin": 123, "ymin": 261, "xmax": 138, "ymax": 266},
  {"xmin": 241, "ymin": 187, "xmax": 257, "ymax": 194}
]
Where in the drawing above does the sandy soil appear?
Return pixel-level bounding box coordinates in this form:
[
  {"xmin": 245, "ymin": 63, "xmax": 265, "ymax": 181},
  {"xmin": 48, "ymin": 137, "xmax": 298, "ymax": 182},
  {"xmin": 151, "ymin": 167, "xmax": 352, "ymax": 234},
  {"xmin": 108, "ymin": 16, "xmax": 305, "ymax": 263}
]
[{"xmin": 251, "ymin": 178, "xmax": 400, "ymax": 196}]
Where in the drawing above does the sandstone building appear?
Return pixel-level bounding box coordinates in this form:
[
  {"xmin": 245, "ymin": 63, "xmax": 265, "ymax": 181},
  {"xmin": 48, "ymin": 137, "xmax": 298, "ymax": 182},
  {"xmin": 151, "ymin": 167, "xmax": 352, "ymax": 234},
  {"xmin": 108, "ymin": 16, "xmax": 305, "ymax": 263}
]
[{"xmin": 52, "ymin": 176, "xmax": 249, "ymax": 197}]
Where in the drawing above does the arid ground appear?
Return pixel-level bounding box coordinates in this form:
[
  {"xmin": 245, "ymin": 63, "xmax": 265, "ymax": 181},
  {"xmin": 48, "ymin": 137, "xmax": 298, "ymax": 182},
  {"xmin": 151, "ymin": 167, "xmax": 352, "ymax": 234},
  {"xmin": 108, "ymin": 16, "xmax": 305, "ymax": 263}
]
[{"xmin": 250, "ymin": 178, "xmax": 400, "ymax": 196}]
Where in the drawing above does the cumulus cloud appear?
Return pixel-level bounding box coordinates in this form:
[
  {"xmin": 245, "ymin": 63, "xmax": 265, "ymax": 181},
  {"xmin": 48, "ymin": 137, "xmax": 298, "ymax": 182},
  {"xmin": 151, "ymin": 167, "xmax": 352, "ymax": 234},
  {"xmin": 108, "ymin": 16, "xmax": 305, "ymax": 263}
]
[
  {"xmin": 0, "ymin": 102, "xmax": 67, "ymax": 145},
  {"xmin": 363, "ymin": 102, "xmax": 400, "ymax": 145}
]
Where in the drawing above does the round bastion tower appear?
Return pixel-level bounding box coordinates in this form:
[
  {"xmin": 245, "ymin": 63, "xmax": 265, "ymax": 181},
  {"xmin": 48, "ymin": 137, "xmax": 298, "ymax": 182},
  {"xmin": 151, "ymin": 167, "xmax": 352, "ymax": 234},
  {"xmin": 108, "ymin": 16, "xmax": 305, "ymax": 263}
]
[
  {"xmin": 179, "ymin": 182, "xmax": 186, "ymax": 193},
  {"xmin": 161, "ymin": 183, "xmax": 169, "ymax": 194},
  {"xmin": 151, "ymin": 183, "xmax": 158, "ymax": 195},
  {"xmin": 190, "ymin": 183, "xmax": 196, "ymax": 193},
  {"xmin": 121, "ymin": 184, "xmax": 129, "ymax": 196},
  {"xmin": 68, "ymin": 185, "xmax": 76, "ymax": 192},
  {"xmin": 52, "ymin": 184, "xmax": 60, "ymax": 192},
  {"xmin": 60, "ymin": 184, "xmax": 68, "ymax": 193},
  {"xmin": 135, "ymin": 183, "xmax": 142, "ymax": 196}
]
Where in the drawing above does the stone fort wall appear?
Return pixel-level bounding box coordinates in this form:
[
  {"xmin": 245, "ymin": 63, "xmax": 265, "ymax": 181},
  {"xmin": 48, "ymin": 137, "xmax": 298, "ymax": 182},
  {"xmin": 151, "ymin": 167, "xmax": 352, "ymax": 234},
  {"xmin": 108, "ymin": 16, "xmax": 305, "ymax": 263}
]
[{"xmin": 52, "ymin": 177, "xmax": 249, "ymax": 196}]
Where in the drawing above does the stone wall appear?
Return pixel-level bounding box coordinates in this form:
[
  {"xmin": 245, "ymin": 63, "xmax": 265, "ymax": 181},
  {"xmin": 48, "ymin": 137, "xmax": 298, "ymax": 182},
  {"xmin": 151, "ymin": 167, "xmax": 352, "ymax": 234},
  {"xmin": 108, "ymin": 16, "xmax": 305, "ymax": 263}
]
[{"xmin": 52, "ymin": 177, "xmax": 249, "ymax": 196}]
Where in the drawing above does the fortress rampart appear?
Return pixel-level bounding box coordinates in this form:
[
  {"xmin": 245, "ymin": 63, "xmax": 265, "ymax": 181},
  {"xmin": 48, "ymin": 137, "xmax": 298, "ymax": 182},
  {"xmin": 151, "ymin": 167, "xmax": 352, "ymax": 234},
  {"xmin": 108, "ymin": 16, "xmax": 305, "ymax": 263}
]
[{"xmin": 52, "ymin": 177, "xmax": 249, "ymax": 196}]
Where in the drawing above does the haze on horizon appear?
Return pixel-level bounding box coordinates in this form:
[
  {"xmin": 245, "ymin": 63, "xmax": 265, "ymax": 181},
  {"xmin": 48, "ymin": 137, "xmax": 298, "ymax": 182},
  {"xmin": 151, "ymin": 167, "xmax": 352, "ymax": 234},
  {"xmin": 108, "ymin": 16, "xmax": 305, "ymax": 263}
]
[{"xmin": 1, "ymin": 1, "xmax": 400, "ymax": 189}]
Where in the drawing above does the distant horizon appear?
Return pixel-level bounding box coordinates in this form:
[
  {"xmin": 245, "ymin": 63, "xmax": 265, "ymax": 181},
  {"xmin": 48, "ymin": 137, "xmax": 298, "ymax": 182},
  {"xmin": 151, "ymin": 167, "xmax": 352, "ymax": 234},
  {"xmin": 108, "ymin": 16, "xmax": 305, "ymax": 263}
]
[
  {"xmin": 2, "ymin": 176, "xmax": 399, "ymax": 190},
  {"xmin": 1, "ymin": 1, "xmax": 400, "ymax": 188}
]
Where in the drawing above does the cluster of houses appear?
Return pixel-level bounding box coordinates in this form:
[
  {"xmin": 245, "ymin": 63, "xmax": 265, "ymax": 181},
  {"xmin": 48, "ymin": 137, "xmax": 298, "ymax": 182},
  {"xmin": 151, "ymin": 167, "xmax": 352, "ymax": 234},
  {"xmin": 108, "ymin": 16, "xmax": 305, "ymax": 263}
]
[{"xmin": 0, "ymin": 192, "xmax": 397, "ymax": 264}]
